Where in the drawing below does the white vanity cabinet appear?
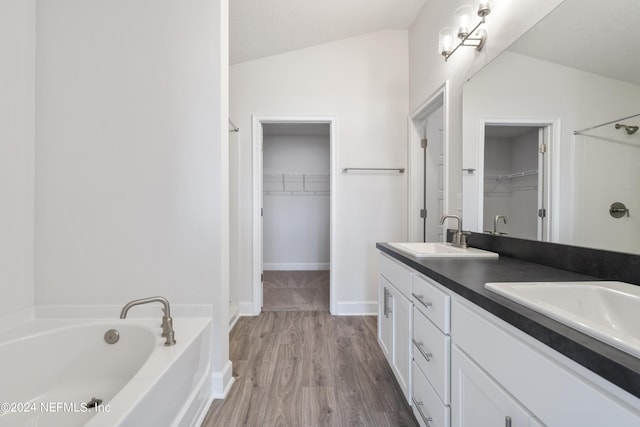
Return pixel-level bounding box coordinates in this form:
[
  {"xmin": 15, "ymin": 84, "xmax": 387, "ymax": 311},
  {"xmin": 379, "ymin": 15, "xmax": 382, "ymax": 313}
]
[
  {"xmin": 378, "ymin": 253, "xmax": 412, "ymax": 401},
  {"xmin": 377, "ymin": 248, "xmax": 640, "ymax": 427},
  {"xmin": 452, "ymin": 346, "xmax": 541, "ymax": 427},
  {"xmin": 452, "ymin": 298, "xmax": 640, "ymax": 427},
  {"xmin": 411, "ymin": 273, "xmax": 451, "ymax": 427}
]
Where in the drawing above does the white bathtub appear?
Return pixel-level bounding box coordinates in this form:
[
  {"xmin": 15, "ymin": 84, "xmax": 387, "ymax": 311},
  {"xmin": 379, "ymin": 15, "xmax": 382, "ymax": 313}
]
[{"xmin": 0, "ymin": 317, "xmax": 212, "ymax": 427}]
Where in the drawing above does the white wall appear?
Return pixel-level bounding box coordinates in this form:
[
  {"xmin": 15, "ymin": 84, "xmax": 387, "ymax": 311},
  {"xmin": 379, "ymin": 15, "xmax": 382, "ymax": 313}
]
[
  {"xmin": 230, "ymin": 30, "xmax": 409, "ymax": 314},
  {"xmin": 462, "ymin": 51, "xmax": 640, "ymax": 251},
  {"xmin": 35, "ymin": 0, "xmax": 231, "ymax": 395},
  {"xmin": 409, "ymin": 0, "xmax": 564, "ymax": 224},
  {"xmin": 0, "ymin": 0, "xmax": 35, "ymax": 319},
  {"xmin": 263, "ymin": 133, "xmax": 330, "ymax": 270}
]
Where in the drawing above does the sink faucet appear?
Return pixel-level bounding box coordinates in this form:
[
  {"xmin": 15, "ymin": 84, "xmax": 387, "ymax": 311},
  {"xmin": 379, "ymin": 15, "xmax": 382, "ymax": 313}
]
[
  {"xmin": 440, "ymin": 214, "xmax": 469, "ymax": 249},
  {"xmin": 120, "ymin": 296, "xmax": 176, "ymax": 346},
  {"xmin": 494, "ymin": 215, "xmax": 508, "ymax": 235}
]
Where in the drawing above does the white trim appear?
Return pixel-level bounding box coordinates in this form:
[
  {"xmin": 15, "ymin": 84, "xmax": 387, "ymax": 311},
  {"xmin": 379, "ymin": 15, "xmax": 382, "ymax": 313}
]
[
  {"xmin": 238, "ymin": 301, "xmax": 255, "ymax": 317},
  {"xmin": 335, "ymin": 301, "xmax": 377, "ymax": 316},
  {"xmin": 228, "ymin": 312, "xmax": 240, "ymax": 331},
  {"xmin": 408, "ymin": 81, "xmax": 450, "ymax": 242},
  {"xmin": 176, "ymin": 364, "xmax": 214, "ymax": 427},
  {"xmin": 252, "ymin": 115, "xmax": 338, "ymax": 315},
  {"xmin": 474, "ymin": 117, "xmax": 560, "ymax": 242},
  {"xmin": 263, "ymin": 263, "xmax": 330, "ymax": 271},
  {"xmin": 33, "ymin": 304, "xmax": 213, "ymax": 319},
  {"xmin": 210, "ymin": 360, "xmax": 235, "ymax": 399}
]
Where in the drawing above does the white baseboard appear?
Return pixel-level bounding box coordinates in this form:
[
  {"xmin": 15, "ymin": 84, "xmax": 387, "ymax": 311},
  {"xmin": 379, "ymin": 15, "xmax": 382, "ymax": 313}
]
[
  {"xmin": 239, "ymin": 301, "xmax": 257, "ymax": 316},
  {"xmin": 34, "ymin": 304, "xmax": 213, "ymax": 319},
  {"xmin": 263, "ymin": 263, "xmax": 329, "ymax": 271},
  {"xmin": 334, "ymin": 301, "xmax": 377, "ymax": 316},
  {"xmin": 210, "ymin": 360, "xmax": 235, "ymax": 399}
]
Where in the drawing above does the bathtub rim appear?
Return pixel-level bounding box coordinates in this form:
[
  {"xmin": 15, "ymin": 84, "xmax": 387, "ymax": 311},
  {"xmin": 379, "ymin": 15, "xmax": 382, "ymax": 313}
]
[{"xmin": 0, "ymin": 316, "xmax": 214, "ymax": 427}]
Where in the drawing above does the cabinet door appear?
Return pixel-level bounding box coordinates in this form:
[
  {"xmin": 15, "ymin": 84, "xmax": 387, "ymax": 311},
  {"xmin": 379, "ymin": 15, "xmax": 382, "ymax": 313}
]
[
  {"xmin": 392, "ymin": 285, "xmax": 411, "ymax": 401},
  {"xmin": 378, "ymin": 276, "xmax": 393, "ymax": 362},
  {"xmin": 452, "ymin": 346, "xmax": 533, "ymax": 427}
]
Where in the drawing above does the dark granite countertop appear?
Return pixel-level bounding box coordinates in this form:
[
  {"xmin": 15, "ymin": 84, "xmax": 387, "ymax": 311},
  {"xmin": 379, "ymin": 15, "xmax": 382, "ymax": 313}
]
[{"xmin": 376, "ymin": 242, "xmax": 640, "ymax": 399}]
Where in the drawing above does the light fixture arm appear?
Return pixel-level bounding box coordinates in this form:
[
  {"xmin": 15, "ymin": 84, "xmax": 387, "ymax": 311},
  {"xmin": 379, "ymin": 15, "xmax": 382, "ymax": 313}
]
[{"xmin": 443, "ymin": 17, "xmax": 487, "ymax": 61}]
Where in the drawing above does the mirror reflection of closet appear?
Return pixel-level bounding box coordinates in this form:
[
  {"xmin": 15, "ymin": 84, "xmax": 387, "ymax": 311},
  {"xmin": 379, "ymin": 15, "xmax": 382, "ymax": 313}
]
[{"xmin": 483, "ymin": 125, "xmax": 546, "ymax": 240}]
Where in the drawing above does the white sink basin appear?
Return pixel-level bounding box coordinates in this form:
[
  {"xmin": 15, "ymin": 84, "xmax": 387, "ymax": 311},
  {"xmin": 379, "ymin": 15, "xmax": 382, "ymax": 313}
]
[
  {"xmin": 485, "ymin": 281, "xmax": 640, "ymax": 358},
  {"xmin": 388, "ymin": 242, "xmax": 498, "ymax": 258}
]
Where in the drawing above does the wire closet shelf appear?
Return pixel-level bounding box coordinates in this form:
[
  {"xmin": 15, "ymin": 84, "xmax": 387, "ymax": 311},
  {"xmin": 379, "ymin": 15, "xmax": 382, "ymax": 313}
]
[{"xmin": 263, "ymin": 172, "xmax": 330, "ymax": 196}]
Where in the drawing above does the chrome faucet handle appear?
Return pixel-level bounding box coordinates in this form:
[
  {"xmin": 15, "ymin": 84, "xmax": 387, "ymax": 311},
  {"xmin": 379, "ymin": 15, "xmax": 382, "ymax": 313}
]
[
  {"xmin": 162, "ymin": 316, "xmax": 176, "ymax": 346},
  {"xmin": 459, "ymin": 231, "xmax": 471, "ymax": 248}
]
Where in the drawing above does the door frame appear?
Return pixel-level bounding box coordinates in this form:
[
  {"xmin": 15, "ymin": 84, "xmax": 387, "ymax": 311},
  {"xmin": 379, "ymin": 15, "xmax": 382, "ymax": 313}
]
[
  {"xmin": 408, "ymin": 82, "xmax": 450, "ymax": 242},
  {"xmin": 475, "ymin": 118, "xmax": 560, "ymax": 242},
  {"xmin": 252, "ymin": 115, "xmax": 338, "ymax": 315}
]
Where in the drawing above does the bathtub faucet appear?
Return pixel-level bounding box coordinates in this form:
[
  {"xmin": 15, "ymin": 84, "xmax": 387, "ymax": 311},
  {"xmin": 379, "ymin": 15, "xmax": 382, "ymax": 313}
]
[{"xmin": 120, "ymin": 296, "xmax": 176, "ymax": 346}]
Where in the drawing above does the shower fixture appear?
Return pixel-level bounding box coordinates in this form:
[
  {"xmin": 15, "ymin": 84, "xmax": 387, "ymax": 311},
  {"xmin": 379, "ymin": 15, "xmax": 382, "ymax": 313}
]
[{"xmin": 615, "ymin": 123, "xmax": 639, "ymax": 135}]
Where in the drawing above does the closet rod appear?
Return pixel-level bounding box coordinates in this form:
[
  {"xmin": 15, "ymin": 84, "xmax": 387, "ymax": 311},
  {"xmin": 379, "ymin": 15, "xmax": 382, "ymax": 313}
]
[
  {"xmin": 342, "ymin": 167, "xmax": 405, "ymax": 173},
  {"xmin": 573, "ymin": 112, "xmax": 640, "ymax": 135}
]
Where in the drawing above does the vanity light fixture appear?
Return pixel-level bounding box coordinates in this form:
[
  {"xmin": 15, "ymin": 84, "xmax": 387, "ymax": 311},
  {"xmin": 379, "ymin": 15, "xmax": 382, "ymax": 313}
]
[{"xmin": 439, "ymin": 0, "xmax": 491, "ymax": 61}]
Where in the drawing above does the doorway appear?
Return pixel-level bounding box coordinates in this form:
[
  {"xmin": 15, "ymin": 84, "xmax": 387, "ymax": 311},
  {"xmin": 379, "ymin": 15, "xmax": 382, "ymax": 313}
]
[
  {"xmin": 408, "ymin": 83, "xmax": 449, "ymax": 242},
  {"xmin": 480, "ymin": 122, "xmax": 553, "ymax": 241},
  {"xmin": 252, "ymin": 116, "xmax": 337, "ymax": 315}
]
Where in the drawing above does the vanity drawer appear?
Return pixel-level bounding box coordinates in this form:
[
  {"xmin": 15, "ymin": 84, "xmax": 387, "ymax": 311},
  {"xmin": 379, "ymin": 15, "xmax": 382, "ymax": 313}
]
[
  {"xmin": 412, "ymin": 273, "xmax": 451, "ymax": 333},
  {"xmin": 412, "ymin": 360, "xmax": 450, "ymax": 427},
  {"xmin": 379, "ymin": 253, "xmax": 412, "ymax": 299},
  {"xmin": 413, "ymin": 308, "xmax": 450, "ymax": 404}
]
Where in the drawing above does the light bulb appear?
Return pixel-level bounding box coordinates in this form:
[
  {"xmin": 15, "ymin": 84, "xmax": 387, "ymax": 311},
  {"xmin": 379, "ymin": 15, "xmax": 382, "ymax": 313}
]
[
  {"xmin": 475, "ymin": 0, "xmax": 491, "ymax": 18},
  {"xmin": 455, "ymin": 5, "xmax": 474, "ymax": 39},
  {"xmin": 439, "ymin": 27, "xmax": 457, "ymax": 56}
]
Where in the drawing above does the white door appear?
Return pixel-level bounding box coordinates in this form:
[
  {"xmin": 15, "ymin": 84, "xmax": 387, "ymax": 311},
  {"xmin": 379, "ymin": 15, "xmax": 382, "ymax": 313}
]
[
  {"xmin": 426, "ymin": 113, "xmax": 445, "ymax": 242},
  {"xmin": 412, "ymin": 104, "xmax": 445, "ymax": 242},
  {"xmin": 452, "ymin": 346, "xmax": 534, "ymax": 427},
  {"xmin": 536, "ymin": 127, "xmax": 549, "ymax": 241},
  {"xmin": 378, "ymin": 277, "xmax": 393, "ymax": 360},
  {"xmin": 392, "ymin": 286, "xmax": 411, "ymax": 400}
]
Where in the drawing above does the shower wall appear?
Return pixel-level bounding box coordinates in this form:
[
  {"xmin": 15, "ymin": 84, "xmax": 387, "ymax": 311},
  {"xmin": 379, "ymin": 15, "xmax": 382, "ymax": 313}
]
[{"xmin": 574, "ymin": 130, "xmax": 640, "ymax": 253}]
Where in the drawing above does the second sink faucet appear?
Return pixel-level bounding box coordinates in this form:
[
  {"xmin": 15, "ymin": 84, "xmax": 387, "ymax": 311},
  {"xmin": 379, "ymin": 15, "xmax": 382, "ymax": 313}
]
[
  {"xmin": 494, "ymin": 215, "xmax": 508, "ymax": 235},
  {"xmin": 120, "ymin": 296, "xmax": 176, "ymax": 346},
  {"xmin": 440, "ymin": 214, "xmax": 470, "ymax": 249}
]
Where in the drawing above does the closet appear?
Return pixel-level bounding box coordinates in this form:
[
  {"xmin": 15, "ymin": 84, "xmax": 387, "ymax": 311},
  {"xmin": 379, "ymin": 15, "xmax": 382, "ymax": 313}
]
[
  {"xmin": 261, "ymin": 123, "xmax": 330, "ymax": 311},
  {"xmin": 483, "ymin": 126, "xmax": 541, "ymax": 240}
]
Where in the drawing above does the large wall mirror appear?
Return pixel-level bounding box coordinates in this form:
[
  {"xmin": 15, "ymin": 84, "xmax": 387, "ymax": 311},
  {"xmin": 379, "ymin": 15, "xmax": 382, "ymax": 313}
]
[{"xmin": 462, "ymin": 0, "xmax": 640, "ymax": 255}]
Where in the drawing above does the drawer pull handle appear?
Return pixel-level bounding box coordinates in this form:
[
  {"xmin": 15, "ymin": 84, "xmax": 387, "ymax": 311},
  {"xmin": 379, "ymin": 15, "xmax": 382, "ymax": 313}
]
[
  {"xmin": 412, "ymin": 339, "xmax": 433, "ymax": 361},
  {"xmin": 505, "ymin": 416, "xmax": 512, "ymax": 427},
  {"xmin": 383, "ymin": 288, "xmax": 393, "ymax": 317},
  {"xmin": 412, "ymin": 293, "xmax": 433, "ymax": 309},
  {"xmin": 411, "ymin": 397, "xmax": 433, "ymax": 426}
]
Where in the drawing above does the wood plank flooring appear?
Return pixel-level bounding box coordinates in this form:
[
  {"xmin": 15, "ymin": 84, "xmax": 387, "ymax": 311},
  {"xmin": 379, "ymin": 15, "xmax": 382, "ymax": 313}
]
[
  {"xmin": 263, "ymin": 270, "xmax": 330, "ymax": 312},
  {"xmin": 201, "ymin": 311, "xmax": 417, "ymax": 427}
]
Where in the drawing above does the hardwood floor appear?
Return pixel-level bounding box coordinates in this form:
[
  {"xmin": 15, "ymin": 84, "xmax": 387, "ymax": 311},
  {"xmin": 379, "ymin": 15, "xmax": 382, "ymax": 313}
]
[
  {"xmin": 262, "ymin": 270, "xmax": 330, "ymax": 311},
  {"xmin": 201, "ymin": 311, "xmax": 417, "ymax": 427}
]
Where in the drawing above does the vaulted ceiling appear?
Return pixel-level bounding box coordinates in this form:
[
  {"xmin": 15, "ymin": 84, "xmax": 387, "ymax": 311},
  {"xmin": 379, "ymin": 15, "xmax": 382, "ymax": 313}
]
[{"xmin": 229, "ymin": 0, "xmax": 426, "ymax": 64}]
